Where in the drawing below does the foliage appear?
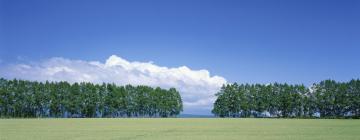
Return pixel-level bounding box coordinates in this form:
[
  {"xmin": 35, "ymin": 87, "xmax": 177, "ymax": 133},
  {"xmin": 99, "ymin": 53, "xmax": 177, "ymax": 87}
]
[
  {"xmin": 0, "ymin": 78, "xmax": 183, "ymax": 118},
  {"xmin": 212, "ymin": 79, "xmax": 360, "ymax": 118}
]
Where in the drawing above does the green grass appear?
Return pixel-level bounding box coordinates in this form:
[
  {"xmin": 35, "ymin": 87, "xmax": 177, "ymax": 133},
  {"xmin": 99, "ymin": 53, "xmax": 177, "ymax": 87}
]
[{"xmin": 0, "ymin": 118, "xmax": 359, "ymax": 140}]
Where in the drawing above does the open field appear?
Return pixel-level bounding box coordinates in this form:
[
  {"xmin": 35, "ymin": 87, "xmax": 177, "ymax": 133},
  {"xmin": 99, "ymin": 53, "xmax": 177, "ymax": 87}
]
[{"xmin": 0, "ymin": 118, "xmax": 359, "ymax": 140}]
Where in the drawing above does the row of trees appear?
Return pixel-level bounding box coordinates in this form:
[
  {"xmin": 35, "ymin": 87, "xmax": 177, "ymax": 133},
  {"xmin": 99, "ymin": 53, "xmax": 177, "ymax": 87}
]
[
  {"xmin": 0, "ymin": 78, "xmax": 183, "ymax": 118},
  {"xmin": 212, "ymin": 79, "xmax": 360, "ymax": 118}
]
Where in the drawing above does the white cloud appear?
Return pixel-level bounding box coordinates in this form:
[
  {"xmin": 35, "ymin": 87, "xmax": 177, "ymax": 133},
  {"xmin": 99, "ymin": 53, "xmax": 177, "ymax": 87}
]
[{"xmin": 0, "ymin": 55, "xmax": 227, "ymax": 114}]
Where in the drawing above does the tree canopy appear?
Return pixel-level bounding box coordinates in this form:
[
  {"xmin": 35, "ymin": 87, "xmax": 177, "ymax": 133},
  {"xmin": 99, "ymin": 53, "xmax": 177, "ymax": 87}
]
[
  {"xmin": 212, "ymin": 79, "xmax": 360, "ymax": 118},
  {"xmin": 0, "ymin": 78, "xmax": 183, "ymax": 118}
]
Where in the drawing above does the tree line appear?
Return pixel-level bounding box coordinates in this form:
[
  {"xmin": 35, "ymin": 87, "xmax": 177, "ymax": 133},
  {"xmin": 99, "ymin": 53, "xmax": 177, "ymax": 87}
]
[
  {"xmin": 0, "ymin": 78, "xmax": 183, "ymax": 118},
  {"xmin": 212, "ymin": 79, "xmax": 360, "ymax": 118}
]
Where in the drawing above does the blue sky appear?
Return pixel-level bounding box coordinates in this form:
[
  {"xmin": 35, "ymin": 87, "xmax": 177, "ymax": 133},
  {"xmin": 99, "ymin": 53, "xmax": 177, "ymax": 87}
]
[{"xmin": 1, "ymin": 0, "xmax": 360, "ymax": 114}]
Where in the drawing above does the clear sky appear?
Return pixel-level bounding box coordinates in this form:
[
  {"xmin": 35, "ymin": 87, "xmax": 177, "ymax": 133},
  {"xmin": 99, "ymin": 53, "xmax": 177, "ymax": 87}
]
[{"xmin": 1, "ymin": 0, "xmax": 359, "ymax": 114}]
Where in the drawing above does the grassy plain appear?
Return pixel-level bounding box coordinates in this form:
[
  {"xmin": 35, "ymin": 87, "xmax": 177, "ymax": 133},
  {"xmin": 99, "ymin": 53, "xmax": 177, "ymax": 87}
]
[{"xmin": 0, "ymin": 118, "xmax": 359, "ymax": 140}]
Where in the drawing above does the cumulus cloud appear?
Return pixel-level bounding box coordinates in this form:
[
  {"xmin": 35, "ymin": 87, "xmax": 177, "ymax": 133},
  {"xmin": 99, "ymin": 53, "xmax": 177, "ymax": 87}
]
[{"xmin": 0, "ymin": 55, "xmax": 227, "ymax": 114}]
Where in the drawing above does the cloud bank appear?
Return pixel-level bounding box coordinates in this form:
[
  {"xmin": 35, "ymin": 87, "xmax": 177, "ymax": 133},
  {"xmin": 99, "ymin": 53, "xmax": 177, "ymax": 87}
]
[{"xmin": 0, "ymin": 55, "xmax": 227, "ymax": 114}]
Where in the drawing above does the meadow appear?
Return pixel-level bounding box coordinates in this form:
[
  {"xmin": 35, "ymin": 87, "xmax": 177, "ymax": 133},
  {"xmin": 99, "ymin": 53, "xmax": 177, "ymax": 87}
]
[{"xmin": 0, "ymin": 118, "xmax": 359, "ymax": 140}]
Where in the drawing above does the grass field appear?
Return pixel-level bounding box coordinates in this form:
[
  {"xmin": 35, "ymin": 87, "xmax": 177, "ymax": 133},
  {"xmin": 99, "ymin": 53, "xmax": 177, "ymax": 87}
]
[{"xmin": 0, "ymin": 118, "xmax": 359, "ymax": 140}]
